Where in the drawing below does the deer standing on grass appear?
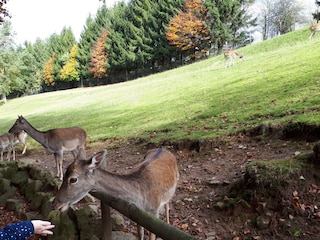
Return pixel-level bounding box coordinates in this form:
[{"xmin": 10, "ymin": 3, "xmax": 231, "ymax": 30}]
[
  {"xmin": 224, "ymin": 50, "xmax": 245, "ymax": 68},
  {"xmin": 9, "ymin": 115, "xmax": 87, "ymax": 180},
  {"xmin": 310, "ymin": 23, "xmax": 320, "ymax": 42},
  {"xmin": 54, "ymin": 148, "xmax": 179, "ymax": 240}
]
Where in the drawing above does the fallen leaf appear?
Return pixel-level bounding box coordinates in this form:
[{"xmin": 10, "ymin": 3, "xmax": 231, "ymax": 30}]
[{"xmin": 180, "ymin": 223, "xmax": 189, "ymax": 230}]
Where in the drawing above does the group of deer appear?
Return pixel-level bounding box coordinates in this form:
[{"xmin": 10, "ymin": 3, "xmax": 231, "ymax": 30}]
[{"xmin": 7, "ymin": 115, "xmax": 179, "ymax": 240}]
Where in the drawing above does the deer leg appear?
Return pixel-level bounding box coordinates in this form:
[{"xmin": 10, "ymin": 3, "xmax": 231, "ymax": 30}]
[
  {"xmin": 12, "ymin": 145, "xmax": 15, "ymax": 161},
  {"xmin": 21, "ymin": 143, "xmax": 27, "ymax": 155},
  {"xmin": 6, "ymin": 147, "xmax": 11, "ymax": 161},
  {"xmin": 310, "ymin": 31, "xmax": 316, "ymax": 42},
  {"xmin": 54, "ymin": 153, "xmax": 59, "ymax": 179},
  {"xmin": 54, "ymin": 152, "xmax": 64, "ymax": 180},
  {"xmin": 149, "ymin": 232, "xmax": 156, "ymax": 240},
  {"xmin": 0, "ymin": 149, "xmax": 3, "ymax": 161},
  {"xmin": 6, "ymin": 144, "xmax": 15, "ymax": 161},
  {"xmin": 101, "ymin": 202, "xmax": 112, "ymax": 240},
  {"xmin": 165, "ymin": 203, "xmax": 170, "ymax": 224},
  {"xmin": 228, "ymin": 58, "xmax": 232, "ymax": 68},
  {"xmin": 137, "ymin": 225, "xmax": 144, "ymax": 240},
  {"xmin": 148, "ymin": 211, "xmax": 159, "ymax": 240}
]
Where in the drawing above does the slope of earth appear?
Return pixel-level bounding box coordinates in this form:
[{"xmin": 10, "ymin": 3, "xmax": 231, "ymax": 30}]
[{"xmin": 2, "ymin": 133, "xmax": 320, "ymax": 240}]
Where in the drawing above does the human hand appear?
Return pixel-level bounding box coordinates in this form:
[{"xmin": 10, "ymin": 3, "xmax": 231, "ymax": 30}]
[{"xmin": 31, "ymin": 220, "xmax": 55, "ymax": 236}]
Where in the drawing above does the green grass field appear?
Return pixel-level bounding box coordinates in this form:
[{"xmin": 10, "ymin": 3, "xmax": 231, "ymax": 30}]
[{"xmin": 1, "ymin": 27, "xmax": 320, "ymax": 149}]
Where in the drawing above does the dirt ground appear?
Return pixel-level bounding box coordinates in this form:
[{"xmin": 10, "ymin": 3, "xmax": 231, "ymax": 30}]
[{"xmin": 2, "ymin": 132, "xmax": 320, "ymax": 240}]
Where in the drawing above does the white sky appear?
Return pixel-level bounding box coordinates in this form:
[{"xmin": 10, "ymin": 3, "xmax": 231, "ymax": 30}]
[{"xmin": 6, "ymin": 0, "xmax": 118, "ymax": 45}]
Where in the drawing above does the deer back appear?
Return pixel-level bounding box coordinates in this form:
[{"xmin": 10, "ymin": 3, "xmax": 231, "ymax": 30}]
[
  {"xmin": 310, "ymin": 23, "xmax": 320, "ymax": 32},
  {"xmin": 135, "ymin": 149, "xmax": 179, "ymax": 209},
  {"xmin": 0, "ymin": 133, "xmax": 14, "ymax": 149},
  {"xmin": 13, "ymin": 130, "xmax": 27, "ymax": 145},
  {"xmin": 45, "ymin": 127, "xmax": 87, "ymax": 148}
]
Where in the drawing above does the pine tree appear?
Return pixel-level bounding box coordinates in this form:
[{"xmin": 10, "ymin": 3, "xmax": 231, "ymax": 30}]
[
  {"xmin": 205, "ymin": 0, "xmax": 256, "ymax": 51},
  {"xmin": 106, "ymin": 2, "xmax": 137, "ymax": 78},
  {"xmin": 149, "ymin": 0, "xmax": 184, "ymax": 66},
  {"xmin": 127, "ymin": 0, "xmax": 154, "ymax": 69}
]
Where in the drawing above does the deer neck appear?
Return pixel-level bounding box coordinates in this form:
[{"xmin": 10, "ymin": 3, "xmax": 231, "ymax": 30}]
[
  {"xmin": 22, "ymin": 121, "xmax": 49, "ymax": 147},
  {"xmin": 93, "ymin": 169, "xmax": 145, "ymax": 208}
]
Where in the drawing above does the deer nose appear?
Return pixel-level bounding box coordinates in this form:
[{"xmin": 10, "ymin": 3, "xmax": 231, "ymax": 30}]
[
  {"xmin": 52, "ymin": 197, "xmax": 64, "ymax": 210},
  {"xmin": 52, "ymin": 198, "xmax": 70, "ymax": 212}
]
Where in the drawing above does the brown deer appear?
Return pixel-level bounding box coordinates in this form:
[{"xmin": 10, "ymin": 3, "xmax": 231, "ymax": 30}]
[
  {"xmin": 0, "ymin": 133, "xmax": 15, "ymax": 161},
  {"xmin": 9, "ymin": 115, "xmax": 87, "ymax": 180},
  {"xmin": 224, "ymin": 50, "xmax": 245, "ymax": 68},
  {"xmin": 13, "ymin": 130, "xmax": 28, "ymax": 155},
  {"xmin": 54, "ymin": 148, "xmax": 179, "ymax": 240},
  {"xmin": 0, "ymin": 131, "xmax": 29, "ymax": 161},
  {"xmin": 310, "ymin": 23, "xmax": 320, "ymax": 42}
]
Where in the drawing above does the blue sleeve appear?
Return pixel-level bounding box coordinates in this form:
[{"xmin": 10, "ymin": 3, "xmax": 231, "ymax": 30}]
[{"xmin": 0, "ymin": 220, "xmax": 34, "ymax": 240}]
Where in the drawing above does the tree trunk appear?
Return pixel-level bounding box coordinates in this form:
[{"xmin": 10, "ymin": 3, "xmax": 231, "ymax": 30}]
[{"xmin": 91, "ymin": 192, "xmax": 196, "ymax": 240}]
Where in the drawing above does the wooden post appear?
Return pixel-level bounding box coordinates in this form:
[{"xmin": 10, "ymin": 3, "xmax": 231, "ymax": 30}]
[{"xmin": 91, "ymin": 192, "xmax": 196, "ymax": 240}]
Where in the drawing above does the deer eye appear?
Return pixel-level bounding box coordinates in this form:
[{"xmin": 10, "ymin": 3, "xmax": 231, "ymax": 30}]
[{"xmin": 69, "ymin": 177, "xmax": 78, "ymax": 184}]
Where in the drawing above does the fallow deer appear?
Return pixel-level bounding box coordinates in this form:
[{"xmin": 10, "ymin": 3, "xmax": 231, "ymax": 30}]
[
  {"xmin": 0, "ymin": 133, "xmax": 15, "ymax": 161},
  {"xmin": 224, "ymin": 50, "xmax": 245, "ymax": 68},
  {"xmin": 0, "ymin": 131, "xmax": 29, "ymax": 161},
  {"xmin": 13, "ymin": 130, "xmax": 28, "ymax": 155},
  {"xmin": 54, "ymin": 148, "xmax": 179, "ymax": 240},
  {"xmin": 310, "ymin": 23, "xmax": 320, "ymax": 42},
  {"xmin": 9, "ymin": 115, "xmax": 87, "ymax": 180}
]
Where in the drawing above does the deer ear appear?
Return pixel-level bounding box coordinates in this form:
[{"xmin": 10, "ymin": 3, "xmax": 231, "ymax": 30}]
[
  {"xmin": 18, "ymin": 115, "xmax": 24, "ymax": 123},
  {"xmin": 88, "ymin": 150, "xmax": 107, "ymax": 170}
]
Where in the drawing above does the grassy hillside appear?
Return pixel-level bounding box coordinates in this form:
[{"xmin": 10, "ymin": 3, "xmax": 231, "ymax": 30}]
[{"xmin": 1, "ymin": 27, "xmax": 320, "ymax": 149}]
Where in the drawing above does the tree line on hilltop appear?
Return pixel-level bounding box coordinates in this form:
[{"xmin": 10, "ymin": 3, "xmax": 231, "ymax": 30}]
[{"xmin": 0, "ymin": 0, "xmax": 314, "ymax": 99}]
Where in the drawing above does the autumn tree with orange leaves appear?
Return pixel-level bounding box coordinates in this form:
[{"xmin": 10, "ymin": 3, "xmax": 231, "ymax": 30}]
[
  {"xmin": 166, "ymin": 0, "xmax": 210, "ymax": 59},
  {"xmin": 89, "ymin": 30, "xmax": 108, "ymax": 78},
  {"xmin": 42, "ymin": 54, "xmax": 56, "ymax": 86}
]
